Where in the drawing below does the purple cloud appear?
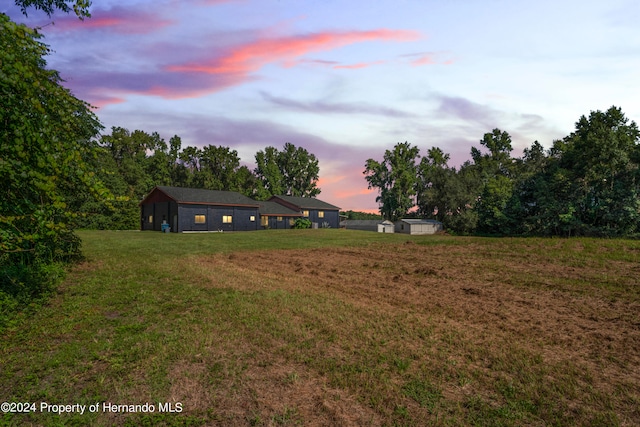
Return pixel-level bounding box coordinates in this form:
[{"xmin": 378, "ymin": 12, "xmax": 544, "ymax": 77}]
[{"xmin": 260, "ymin": 92, "xmax": 419, "ymax": 118}]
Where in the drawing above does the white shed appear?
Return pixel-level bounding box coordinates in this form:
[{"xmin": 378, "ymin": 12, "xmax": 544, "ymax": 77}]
[
  {"xmin": 395, "ymin": 219, "xmax": 443, "ymax": 235},
  {"xmin": 377, "ymin": 220, "xmax": 395, "ymax": 233}
]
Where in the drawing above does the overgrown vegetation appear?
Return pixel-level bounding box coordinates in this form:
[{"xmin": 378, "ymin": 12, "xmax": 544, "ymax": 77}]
[
  {"xmin": 1, "ymin": 230, "xmax": 638, "ymax": 426},
  {"xmin": 0, "ymin": 9, "xmax": 106, "ymax": 327}
]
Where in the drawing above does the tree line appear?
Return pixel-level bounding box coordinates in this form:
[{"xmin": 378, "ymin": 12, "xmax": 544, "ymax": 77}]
[
  {"xmin": 365, "ymin": 106, "xmax": 640, "ymax": 237},
  {"xmin": 72, "ymin": 127, "xmax": 320, "ymax": 230}
]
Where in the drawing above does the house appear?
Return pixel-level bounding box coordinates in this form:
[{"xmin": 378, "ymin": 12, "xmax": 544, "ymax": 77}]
[
  {"xmin": 269, "ymin": 195, "xmax": 341, "ymax": 228},
  {"xmin": 140, "ymin": 186, "xmax": 260, "ymax": 232},
  {"xmin": 258, "ymin": 201, "xmax": 301, "ymax": 229},
  {"xmin": 139, "ymin": 186, "xmax": 341, "ymax": 232},
  {"xmin": 395, "ymin": 219, "xmax": 443, "ymax": 235}
]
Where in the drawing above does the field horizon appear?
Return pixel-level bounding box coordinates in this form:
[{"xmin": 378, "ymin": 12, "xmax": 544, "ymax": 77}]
[{"xmin": 1, "ymin": 230, "xmax": 638, "ymax": 426}]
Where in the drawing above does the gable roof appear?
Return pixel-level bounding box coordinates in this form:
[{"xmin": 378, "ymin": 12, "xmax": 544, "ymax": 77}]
[
  {"xmin": 258, "ymin": 201, "xmax": 301, "ymax": 216},
  {"xmin": 143, "ymin": 186, "xmax": 259, "ymax": 207},
  {"xmin": 270, "ymin": 195, "xmax": 340, "ymax": 211}
]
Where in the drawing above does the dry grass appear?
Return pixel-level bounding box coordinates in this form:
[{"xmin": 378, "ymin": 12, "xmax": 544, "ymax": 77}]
[{"xmin": 1, "ymin": 231, "xmax": 638, "ymax": 426}]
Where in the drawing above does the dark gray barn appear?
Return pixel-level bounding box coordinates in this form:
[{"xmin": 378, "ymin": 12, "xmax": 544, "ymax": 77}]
[
  {"xmin": 269, "ymin": 195, "xmax": 341, "ymax": 228},
  {"xmin": 140, "ymin": 186, "xmax": 260, "ymax": 232},
  {"xmin": 258, "ymin": 201, "xmax": 301, "ymax": 229}
]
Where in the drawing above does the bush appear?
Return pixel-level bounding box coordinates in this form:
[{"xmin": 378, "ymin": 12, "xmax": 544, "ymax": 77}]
[{"xmin": 293, "ymin": 218, "xmax": 312, "ymax": 229}]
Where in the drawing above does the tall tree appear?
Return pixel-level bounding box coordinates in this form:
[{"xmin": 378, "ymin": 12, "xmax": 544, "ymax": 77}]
[
  {"xmin": 471, "ymin": 129, "xmax": 516, "ymax": 234},
  {"xmin": 364, "ymin": 142, "xmax": 420, "ymax": 221},
  {"xmin": 254, "ymin": 143, "xmax": 321, "ymax": 199},
  {"xmin": 557, "ymin": 107, "xmax": 640, "ymax": 235}
]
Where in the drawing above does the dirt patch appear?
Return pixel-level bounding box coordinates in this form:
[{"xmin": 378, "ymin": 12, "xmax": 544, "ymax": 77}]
[{"xmin": 192, "ymin": 241, "xmax": 640, "ymax": 424}]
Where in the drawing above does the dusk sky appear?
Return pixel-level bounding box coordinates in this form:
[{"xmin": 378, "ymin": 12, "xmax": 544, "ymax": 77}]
[{"xmin": 4, "ymin": 0, "xmax": 639, "ymax": 212}]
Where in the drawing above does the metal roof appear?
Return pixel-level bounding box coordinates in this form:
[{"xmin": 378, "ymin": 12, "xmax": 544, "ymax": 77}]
[{"xmin": 399, "ymin": 218, "xmax": 443, "ymax": 225}]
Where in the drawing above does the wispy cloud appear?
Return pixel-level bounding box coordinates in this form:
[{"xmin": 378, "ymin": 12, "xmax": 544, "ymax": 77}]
[
  {"xmin": 46, "ymin": 6, "xmax": 175, "ymax": 34},
  {"xmin": 401, "ymin": 51, "xmax": 453, "ymax": 66},
  {"xmin": 333, "ymin": 60, "xmax": 386, "ymax": 69},
  {"xmin": 167, "ymin": 29, "xmax": 421, "ymax": 75},
  {"xmin": 260, "ymin": 91, "xmax": 419, "ymax": 118}
]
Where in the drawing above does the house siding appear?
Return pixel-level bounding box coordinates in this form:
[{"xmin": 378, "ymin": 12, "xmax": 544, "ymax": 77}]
[{"xmin": 175, "ymin": 204, "xmax": 259, "ymax": 232}]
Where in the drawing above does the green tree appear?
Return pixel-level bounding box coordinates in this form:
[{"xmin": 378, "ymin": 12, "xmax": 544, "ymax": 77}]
[
  {"xmin": 416, "ymin": 148, "xmax": 479, "ymax": 234},
  {"xmin": 364, "ymin": 142, "xmax": 420, "ymax": 221},
  {"xmin": 471, "ymin": 129, "xmax": 516, "ymax": 234},
  {"xmin": 1, "ymin": 12, "xmax": 105, "ymax": 311},
  {"xmin": 254, "ymin": 143, "xmax": 320, "ymax": 199},
  {"xmin": 556, "ymin": 107, "xmax": 639, "ymax": 235}
]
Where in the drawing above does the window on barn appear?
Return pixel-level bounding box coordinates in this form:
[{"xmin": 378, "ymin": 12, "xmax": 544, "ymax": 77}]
[
  {"xmin": 261, "ymin": 216, "xmax": 268, "ymax": 226},
  {"xmin": 303, "ymin": 210, "xmax": 309, "ymax": 217},
  {"xmin": 250, "ymin": 216, "xmax": 255, "ymax": 222},
  {"xmin": 277, "ymin": 216, "xmax": 283, "ymax": 221},
  {"xmin": 223, "ymin": 215, "xmax": 232, "ymax": 223},
  {"xmin": 195, "ymin": 215, "xmax": 206, "ymax": 224},
  {"xmin": 318, "ymin": 211, "xmax": 324, "ymax": 218},
  {"xmin": 148, "ymin": 215, "xmax": 153, "ymax": 223}
]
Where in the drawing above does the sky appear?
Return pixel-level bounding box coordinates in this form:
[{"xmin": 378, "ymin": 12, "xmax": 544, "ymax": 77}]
[{"xmin": 4, "ymin": 0, "xmax": 640, "ymax": 212}]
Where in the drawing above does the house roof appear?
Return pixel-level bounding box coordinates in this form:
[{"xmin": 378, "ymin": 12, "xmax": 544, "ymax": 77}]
[
  {"xmin": 145, "ymin": 186, "xmax": 260, "ymax": 207},
  {"xmin": 258, "ymin": 201, "xmax": 301, "ymax": 216},
  {"xmin": 270, "ymin": 195, "xmax": 340, "ymax": 210}
]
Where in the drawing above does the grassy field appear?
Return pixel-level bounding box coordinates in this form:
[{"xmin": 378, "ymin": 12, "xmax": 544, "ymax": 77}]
[{"xmin": 1, "ymin": 230, "xmax": 639, "ymax": 426}]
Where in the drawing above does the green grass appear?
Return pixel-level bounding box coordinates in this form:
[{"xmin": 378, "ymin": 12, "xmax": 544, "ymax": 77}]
[{"xmin": 1, "ymin": 230, "xmax": 638, "ymax": 426}]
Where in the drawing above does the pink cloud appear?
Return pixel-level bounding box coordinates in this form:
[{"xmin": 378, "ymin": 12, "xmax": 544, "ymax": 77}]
[
  {"xmin": 411, "ymin": 54, "xmax": 435, "ymax": 66},
  {"xmin": 49, "ymin": 6, "xmax": 175, "ymax": 34},
  {"xmin": 333, "ymin": 60, "xmax": 386, "ymax": 69},
  {"xmin": 168, "ymin": 29, "xmax": 420, "ymax": 76}
]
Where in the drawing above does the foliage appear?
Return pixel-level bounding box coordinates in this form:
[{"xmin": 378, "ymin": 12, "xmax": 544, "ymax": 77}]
[
  {"xmin": 14, "ymin": 0, "xmax": 91, "ymax": 19},
  {"xmin": 254, "ymin": 142, "xmax": 321, "ymax": 200},
  {"xmin": 341, "ymin": 210, "xmax": 383, "ymax": 220},
  {"xmin": 365, "ymin": 107, "xmax": 640, "ymax": 237},
  {"xmin": 0, "ymin": 12, "xmax": 105, "ymax": 318},
  {"xmin": 293, "ymin": 218, "xmax": 312, "ymax": 229},
  {"xmin": 364, "ymin": 142, "xmax": 420, "ymax": 221}
]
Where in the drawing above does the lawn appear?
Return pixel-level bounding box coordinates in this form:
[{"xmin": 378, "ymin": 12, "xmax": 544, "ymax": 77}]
[{"xmin": 1, "ymin": 230, "xmax": 639, "ymax": 426}]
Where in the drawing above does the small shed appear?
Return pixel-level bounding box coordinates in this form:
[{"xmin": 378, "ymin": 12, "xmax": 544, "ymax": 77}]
[
  {"xmin": 395, "ymin": 219, "xmax": 443, "ymax": 235},
  {"xmin": 377, "ymin": 220, "xmax": 395, "ymax": 233}
]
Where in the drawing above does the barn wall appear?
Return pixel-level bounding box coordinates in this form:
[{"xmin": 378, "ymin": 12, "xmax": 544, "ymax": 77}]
[
  {"xmin": 141, "ymin": 204, "xmax": 154, "ymax": 230},
  {"xmin": 307, "ymin": 209, "xmax": 339, "ymax": 228},
  {"xmin": 178, "ymin": 204, "xmax": 259, "ymax": 232}
]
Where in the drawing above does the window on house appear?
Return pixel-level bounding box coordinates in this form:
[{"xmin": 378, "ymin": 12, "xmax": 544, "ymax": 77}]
[
  {"xmin": 277, "ymin": 216, "xmax": 283, "ymax": 221},
  {"xmin": 303, "ymin": 210, "xmax": 309, "ymax": 217},
  {"xmin": 289, "ymin": 218, "xmax": 295, "ymax": 226},
  {"xmin": 194, "ymin": 215, "xmax": 206, "ymax": 224},
  {"xmin": 148, "ymin": 215, "xmax": 153, "ymax": 223},
  {"xmin": 250, "ymin": 216, "xmax": 255, "ymax": 222},
  {"xmin": 318, "ymin": 211, "xmax": 324, "ymax": 218},
  {"xmin": 223, "ymin": 215, "xmax": 232, "ymax": 223},
  {"xmin": 261, "ymin": 216, "xmax": 268, "ymax": 226}
]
